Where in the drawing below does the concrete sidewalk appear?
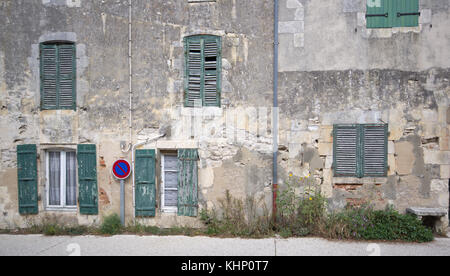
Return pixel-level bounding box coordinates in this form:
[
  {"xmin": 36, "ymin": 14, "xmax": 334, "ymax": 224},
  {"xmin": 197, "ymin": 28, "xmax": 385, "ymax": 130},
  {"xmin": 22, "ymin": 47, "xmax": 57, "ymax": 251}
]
[{"xmin": 0, "ymin": 234, "xmax": 449, "ymax": 256}]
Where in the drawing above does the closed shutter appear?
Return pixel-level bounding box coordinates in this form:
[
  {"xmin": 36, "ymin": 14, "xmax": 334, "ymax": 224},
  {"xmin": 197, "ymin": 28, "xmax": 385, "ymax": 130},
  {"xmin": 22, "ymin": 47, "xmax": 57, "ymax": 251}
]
[
  {"xmin": 135, "ymin": 149, "xmax": 156, "ymax": 217},
  {"xmin": 40, "ymin": 43, "xmax": 76, "ymax": 110},
  {"xmin": 58, "ymin": 44, "xmax": 76, "ymax": 109},
  {"xmin": 184, "ymin": 36, "xmax": 221, "ymax": 107},
  {"xmin": 40, "ymin": 44, "xmax": 58, "ymax": 109},
  {"xmin": 333, "ymin": 125, "xmax": 359, "ymax": 177},
  {"xmin": 394, "ymin": 0, "xmax": 419, "ymax": 27},
  {"xmin": 77, "ymin": 144, "xmax": 98, "ymax": 215},
  {"xmin": 362, "ymin": 124, "xmax": 387, "ymax": 177},
  {"xmin": 366, "ymin": 0, "xmax": 393, "ymax": 28},
  {"xmin": 177, "ymin": 149, "xmax": 199, "ymax": 217},
  {"xmin": 17, "ymin": 144, "xmax": 38, "ymax": 215}
]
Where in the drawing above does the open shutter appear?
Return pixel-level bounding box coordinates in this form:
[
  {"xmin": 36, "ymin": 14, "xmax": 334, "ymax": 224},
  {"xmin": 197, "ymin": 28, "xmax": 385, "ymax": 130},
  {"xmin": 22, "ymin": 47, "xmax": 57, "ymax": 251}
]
[
  {"xmin": 17, "ymin": 145, "xmax": 38, "ymax": 215},
  {"xmin": 203, "ymin": 37, "xmax": 221, "ymax": 107},
  {"xmin": 366, "ymin": 0, "xmax": 393, "ymax": 28},
  {"xmin": 394, "ymin": 0, "xmax": 419, "ymax": 27},
  {"xmin": 40, "ymin": 44, "xmax": 58, "ymax": 109},
  {"xmin": 58, "ymin": 44, "xmax": 76, "ymax": 110},
  {"xmin": 77, "ymin": 144, "xmax": 98, "ymax": 215},
  {"xmin": 135, "ymin": 149, "xmax": 156, "ymax": 217},
  {"xmin": 177, "ymin": 149, "xmax": 198, "ymax": 217},
  {"xmin": 333, "ymin": 125, "xmax": 359, "ymax": 177},
  {"xmin": 185, "ymin": 38, "xmax": 203, "ymax": 107},
  {"xmin": 362, "ymin": 124, "xmax": 387, "ymax": 177}
]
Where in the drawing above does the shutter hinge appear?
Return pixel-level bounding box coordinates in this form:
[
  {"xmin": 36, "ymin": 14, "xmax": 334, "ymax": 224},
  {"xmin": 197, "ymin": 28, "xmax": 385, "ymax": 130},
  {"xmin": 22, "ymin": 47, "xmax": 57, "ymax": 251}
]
[
  {"xmin": 366, "ymin": 13, "xmax": 388, "ymax": 18},
  {"xmin": 397, "ymin": 12, "xmax": 420, "ymax": 17}
]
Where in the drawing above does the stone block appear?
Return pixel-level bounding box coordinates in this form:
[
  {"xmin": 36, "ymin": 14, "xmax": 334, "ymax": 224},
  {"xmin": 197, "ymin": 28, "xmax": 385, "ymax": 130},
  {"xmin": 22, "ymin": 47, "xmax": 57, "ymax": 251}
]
[
  {"xmin": 424, "ymin": 149, "xmax": 450, "ymax": 165},
  {"xmin": 388, "ymin": 154, "xmax": 396, "ymax": 176},
  {"xmin": 441, "ymin": 165, "xmax": 450, "ymax": 179},
  {"xmin": 395, "ymin": 141, "xmax": 415, "ymax": 175},
  {"xmin": 440, "ymin": 136, "xmax": 450, "ymax": 151},
  {"xmin": 319, "ymin": 125, "xmax": 333, "ymax": 143},
  {"xmin": 318, "ymin": 142, "xmax": 333, "ymax": 156},
  {"xmin": 388, "ymin": 141, "xmax": 395, "ymax": 154}
]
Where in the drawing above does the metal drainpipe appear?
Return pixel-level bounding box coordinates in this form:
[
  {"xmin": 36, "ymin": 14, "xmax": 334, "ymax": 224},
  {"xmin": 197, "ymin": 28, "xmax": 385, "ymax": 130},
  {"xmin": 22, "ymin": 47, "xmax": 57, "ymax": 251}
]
[
  {"xmin": 128, "ymin": 0, "xmax": 133, "ymax": 148},
  {"xmin": 272, "ymin": 0, "xmax": 279, "ymax": 223}
]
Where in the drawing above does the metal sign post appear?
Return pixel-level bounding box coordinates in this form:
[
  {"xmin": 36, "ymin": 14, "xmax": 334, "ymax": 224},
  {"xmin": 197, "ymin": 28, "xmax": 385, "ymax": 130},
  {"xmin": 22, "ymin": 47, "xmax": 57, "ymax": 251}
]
[{"xmin": 112, "ymin": 159, "xmax": 132, "ymax": 226}]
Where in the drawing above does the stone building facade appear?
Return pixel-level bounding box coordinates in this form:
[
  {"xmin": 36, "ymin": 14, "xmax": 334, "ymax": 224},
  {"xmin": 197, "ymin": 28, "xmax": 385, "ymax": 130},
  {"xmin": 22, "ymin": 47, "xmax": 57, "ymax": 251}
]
[{"xmin": 0, "ymin": 0, "xmax": 448, "ymax": 230}]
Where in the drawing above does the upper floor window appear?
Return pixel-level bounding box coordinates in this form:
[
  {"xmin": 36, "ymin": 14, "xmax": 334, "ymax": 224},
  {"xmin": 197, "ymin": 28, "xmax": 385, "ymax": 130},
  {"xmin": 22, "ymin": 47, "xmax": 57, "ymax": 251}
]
[
  {"xmin": 184, "ymin": 35, "xmax": 221, "ymax": 107},
  {"xmin": 40, "ymin": 42, "xmax": 76, "ymax": 110},
  {"xmin": 366, "ymin": 0, "xmax": 419, "ymax": 28},
  {"xmin": 333, "ymin": 124, "xmax": 388, "ymax": 178}
]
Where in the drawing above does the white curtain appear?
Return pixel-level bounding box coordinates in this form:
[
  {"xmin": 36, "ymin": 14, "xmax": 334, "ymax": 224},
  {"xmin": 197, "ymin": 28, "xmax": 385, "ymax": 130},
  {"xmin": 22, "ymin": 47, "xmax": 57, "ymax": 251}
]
[
  {"xmin": 49, "ymin": 152, "xmax": 60, "ymax": 206},
  {"xmin": 66, "ymin": 152, "xmax": 77, "ymax": 206}
]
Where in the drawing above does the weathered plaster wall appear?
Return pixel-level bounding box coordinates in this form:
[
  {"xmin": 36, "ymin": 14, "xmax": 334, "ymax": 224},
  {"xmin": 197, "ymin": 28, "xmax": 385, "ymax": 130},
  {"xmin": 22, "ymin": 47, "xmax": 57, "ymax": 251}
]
[
  {"xmin": 0, "ymin": 0, "xmax": 275, "ymax": 228},
  {"xmin": 0, "ymin": 0, "xmax": 448, "ymax": 229},
  {"xmin": 277, "ymin": 0, "xmax": 450, "ymax": 227}
]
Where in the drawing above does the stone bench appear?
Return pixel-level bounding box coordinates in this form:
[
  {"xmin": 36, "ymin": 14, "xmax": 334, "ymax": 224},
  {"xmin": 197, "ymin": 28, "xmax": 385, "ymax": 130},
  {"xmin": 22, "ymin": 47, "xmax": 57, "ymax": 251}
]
[{"xmin": 406, "ymin": 207, "xmax": 448, "ymax": 234}]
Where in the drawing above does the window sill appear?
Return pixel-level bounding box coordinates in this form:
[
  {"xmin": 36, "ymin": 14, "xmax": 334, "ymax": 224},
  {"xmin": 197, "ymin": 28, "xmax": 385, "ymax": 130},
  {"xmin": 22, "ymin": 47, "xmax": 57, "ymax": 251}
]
[
  {"xmin": 333, "ymin": 177, "xmax": 387, "ymax": 185},
  {"xmin": 161, "ymin": 208, "xmax": 178, "ymax": 214},
  {"xmin": 45, "ymin": 207, "xmax": 78, "ymax": 212}
]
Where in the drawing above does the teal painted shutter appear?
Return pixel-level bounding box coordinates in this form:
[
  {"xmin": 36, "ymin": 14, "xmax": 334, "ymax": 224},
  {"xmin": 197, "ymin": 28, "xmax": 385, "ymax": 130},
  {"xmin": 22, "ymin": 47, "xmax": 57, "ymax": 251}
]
[
  {"xmin": 58, "ymin": 44, "xmax": 76, "ymax": 110},
  {"xmin": 333, "ymin": 125, "xmax": 359, "ymax": 177},
  {"xmin": 185, "ymin": 36, "xmax": 221, "ymax": 107},
  {"xmin": 17, "ymin": 145, "xmax": 38, "ymax": 215},
  {"xmin": 185, "ymin": 38, "xmax": 202, "ymax": 107},
  {"xmin": 77, "ymin": 144, "xmax": 98, "ymax": 215},
  {"xmin": 394, "ymin": 0, "xmax": 419, "ymax": 27},
  {"xmin": 203, "ymin": 37, "xmax": 221, "ymax": 107},
  {"xmin": 366, "ymin": 0, "xmax": 393, "ymax": 28},
  {"xmin": 40, "ymin": 44, "xmax": 58, "ymax": 109},
  {"xmin": 177, "ymin": 149, "xmax": 199, "ymax": 217},
  {"xmin": 40, "ymin": 43, "xmax": 76, "ymax": 110},
  {"xmin": 362, "ymin": 124, "xmax": 388, "ymax": 177},
  {"xmin": 135, "ymin": 149, "xmax": 156, "ymax": 217}
]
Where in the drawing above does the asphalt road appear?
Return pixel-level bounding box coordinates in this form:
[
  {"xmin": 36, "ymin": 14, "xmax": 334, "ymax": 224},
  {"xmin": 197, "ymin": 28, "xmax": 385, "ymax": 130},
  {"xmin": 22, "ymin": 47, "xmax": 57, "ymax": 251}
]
[{"xmin": 0, "ymin": 234, "xmax": 449, "ymax": 256}]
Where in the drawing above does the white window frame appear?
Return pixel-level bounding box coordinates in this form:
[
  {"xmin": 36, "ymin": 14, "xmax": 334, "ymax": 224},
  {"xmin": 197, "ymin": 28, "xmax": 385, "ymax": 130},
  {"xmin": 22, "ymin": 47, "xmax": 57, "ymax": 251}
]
[
  {"xmin": 45, "ymin": 150, "xmax": 77, "ymax": 211},
  {"xmin": 161, "ymin": 153, "xmax": 178, "ymax": 213}
]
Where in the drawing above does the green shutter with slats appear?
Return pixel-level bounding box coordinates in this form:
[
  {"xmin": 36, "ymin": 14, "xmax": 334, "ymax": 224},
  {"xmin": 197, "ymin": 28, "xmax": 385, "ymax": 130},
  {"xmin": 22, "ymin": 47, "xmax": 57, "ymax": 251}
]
[
  {"xmin": 77, "ymin": 144, "xmax": 98, "ymax": 215},
  {"xmin": 366, "ymin": 0, "xmax": 419, "ymax": 28},
  {"xmin": 334, "ymin": 124, "xmax": 388, "ymax": 178},
  {"xmin": 40, "ymin": 43, "xmax": 76, "ymax": 110},
  {"xmin": 362, "ymin": 124, "xmax": 388, "ymax": 177},
  {"xmin": 177, "ymin": 149, "xmax": 199, "ymax": 217},
  {"xmin": 17, "ymin": 144, "xmax": 39, "ymax": 215},
  {"xmin": 135, "ymin": 149, "xmax": 156, "ymax": 217},
  {"xmin": 333, "ymin": 125, "xmax": 359, "ymax": 177},
  {"xmin": 184, "ymin": 35, "xmax": 221, "ymax": 107},
  {"xmin": 394, "ymin": 0, "xmax": 419, "ymax": 27}
]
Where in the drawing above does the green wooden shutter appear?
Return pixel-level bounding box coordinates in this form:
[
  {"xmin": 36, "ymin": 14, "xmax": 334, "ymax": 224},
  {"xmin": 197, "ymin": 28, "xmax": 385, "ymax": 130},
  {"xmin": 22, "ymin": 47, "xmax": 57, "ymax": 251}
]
[
  {"xmin": 366, "ymin": 0, "xmax": 393, "ymax": 28},
  {"xmin": 394, "ymin": 0, "xmax": 419, "ymax": 27},
  {"xmin": 362, "ymin": 124, "xmax": 388, "ymax": 177},
  {"xmin": 135, "ymin": 149, "xmax": 156, "ymax": 217},
  {"xmin": 58, "ymin": 44, "xmax": 76, "ymax": 110},
  {"xmin": 184, "ymin": 35, "xmax": 221, "ymax": 107},
  {"xmin": 17, "ymin": 144, "xmax": 38, "ymax": 215},
  {"xmin": 185, "ymin": 38, "xmax": 202, "ymax": 107},
  {"xmin": 40, "ymin": 43, "xmax": 76, "ymax": 110},
  {"xmin": 203, "ymin": 37, "xmax": 221, "ymax": 107},
  {"xmin": 177, "ymin": 149, "xmax": 199, "ymax": 217},
  {"xmin": 77, "ymin": 144, "xmax": 98, "ymax": 215},
  {"xmin": 40, "ymin": 44, "xmax": 58, "ymax": 109},
  {"xmin": 333, "ymin": 125, "xmax": 359, "ymax": 177}
]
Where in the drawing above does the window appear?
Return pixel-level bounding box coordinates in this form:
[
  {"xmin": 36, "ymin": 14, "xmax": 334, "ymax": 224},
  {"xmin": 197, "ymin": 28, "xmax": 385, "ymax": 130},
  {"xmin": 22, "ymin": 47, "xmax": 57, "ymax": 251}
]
[
  {"xmin": 333, "ymin": 124, "xmax": 388, "ymax": 178},
  {"xmin": 159, "ymin": 150, "xmax": 199, "ymax": 216},
  {"xmin": 40, "ymin": 42, "xmax": 76, "ymax": 110},
  {"xmin": 366, "ymin": 0, "xmax": 419, "ymax": 28},
  {"xmin": 46, "ymin": 150, "xmax": 77, "ymax": 209},
  {"xmin": 161, "ymin": 153, "xmax": 179, "ymax": 212},
  {"xmin": 184, "ymin": 35, "xmax": 221, "ymax": 107}
]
